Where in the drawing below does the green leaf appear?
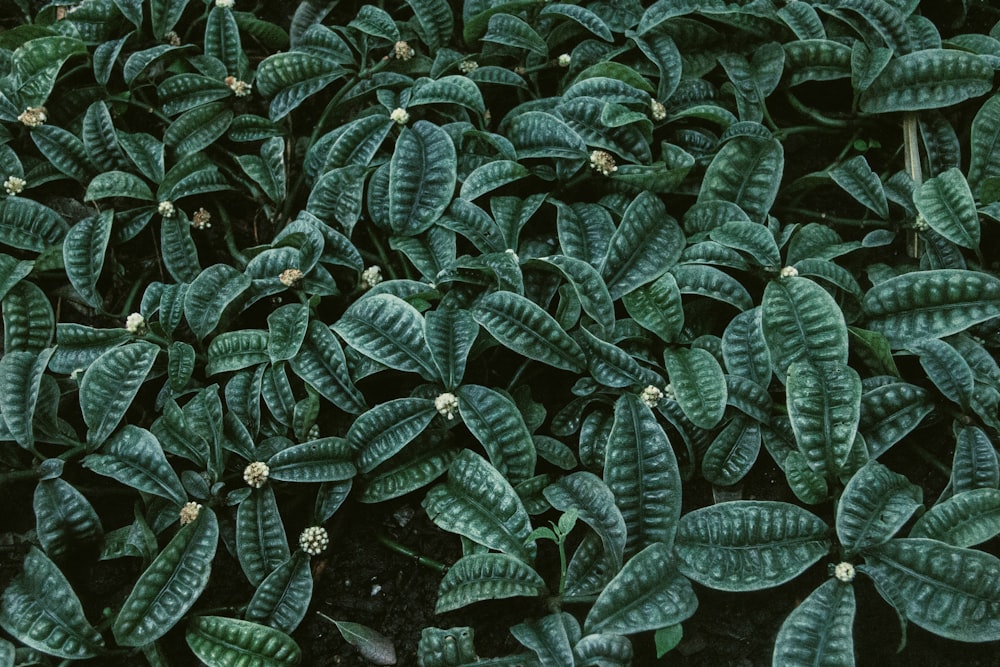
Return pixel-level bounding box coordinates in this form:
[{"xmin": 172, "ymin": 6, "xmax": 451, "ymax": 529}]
[
  {"xmin": 83, "ymin": 425, "xmax": 187, "ymax": 507},
  {"xmin": 389, "ymin": 121, "xmax": 456, "ymax": 235},
  {"xmin": 164, "ymin": 102, "xmax": 233, "ymax": 156},
  {"xmin": 701, "ymin": 415, "xmax": 761, "ymax": 487},
  {"xmin": 425, "ymin": 308, "xmax": 478, "ymax": 391},
  {"xmin": 575, "ymin": 327, "xmax": 657, "ymax": 389},
  {"xmin": 859, "ymin": 49, "xmax": 994, "ymax": 113},
  {"xmin": 863, "ymin": 270, "xmax": 1000, "ymax": 347},
  {"xmin": 266, "ymin": 437, "xmax": 356, "ymax": 483},
  {"xmin": 913, "ymin": 168, "xmax": 980, "ymax": 250},
  {"xmin": 0, "ymin": 347, "xmax": 52, "ymax": 448},
  {"xmin": 483, "ymin": 13, "xmax": 547, "ymax": 56},
  {"xmin": 237, "ymin": 486, "xmax": 290, "ymax": 586},
  {"xmin": 34, "ymin": 476, "xmax": 102, "ymax": 561},
  {"xmin": 722, "ymin": 307, "xmax": 771, "ymax": 387},
  {"xmin": 435, "ymin": 553, "xmax": 546, "ymax": 613},
  {"xmin": 334, "ymin": 294, "xmax": 439, "ymax": 380},
  {"xmin": 699, "ymin": 135, "xmax": 783, "ymax": 222},
  {"xmin": 511, "ymin": 612, "xmax": 576, "ymax": 667},
  {"xmin": 185, "ymin": 264, "xmax": 251, "ymax": 340},
  {"xmin": 206, "ymin": 329, "xmax": 269, "ymax": 375},
  {"xmin": 600, "ymin": 192, "xmax": 684, "ymax": 300},
  {"xmin": 786, "ymin": 361, "xmax": 861, "ymax": 479},
  {"xmin": 161, "ymin": 215, "xmax": 201, "ymax": 283},
  {"xmin": 0, "ymin": 197, "xmax": 69, "ymax": 252},
  {"xmin": 604, "ymin": 394, "xmax": 682, "ymax": 555},
  {"xmin": 836, "ymin": 462, "xmax": 922, "ymax": 555},
  {"xmin": 508, "ymin": 111, "xmax": 588, "ymax": 160},
  {"xmin": 11, "ymin": 36, "xmax": 86, "ymax": 104},
  {"xmin": 265, "ymin": 304, "xmax": 309, "ymax": 363},
  {"xmin": 542, "ymin": 4, "xmax": 612, "ymax": 41},
  {"xmin": 762, "ymin": 276, "xmax": 849, "ymax": 378},
  {"xmin": 256, "ymin": 51, "xmax": 345, "ymax": 120},
  {"xmin": 410, "ymin": 75, "xmax": 486, "ymax": 114},
  {"xmin": 289, "ymin": 320, "xmax": 366, "ymax": 414},
  {"xmin": 456, "ymin": 385, "xmax": 536, "ymax": 485},
  {"xmin": 49, "ymin": 323, "xmax": 129, "ymax": 375},
  {"xmin": 3, "ymin": 281, "xmax": 53, "ymax": 354},
  {"xmin": 327, "ymin": 618, "xmax": 396, "ymax": 666},
  {"xmin": 113, "ymin": 509, "xmax": 219, "ymax": 646},
  {"xmin": 910, "ymin": 488, "xmax": 1000, "ymax": 548},
  {"xmin": 772, "ymin": 579, "xmax": 855, "ymax": 667},
  {"xmin": 862, "ymin": 538, "xmax": 1000, "ymax": 642},
  {"xmin": 672, "ymin": 264, "xmax": 753, "ymax": 311},
  {"xmin": 246, "ymin": 552, "xmax": 313, "ymax": 633},
  {"xmin": 559, "ymin": 97, "xmax": 651, "ymax": 164},
  {"xmin": 969, "ymin": 94, "xmax": 1000, "ymax": 196},
  {"xmin": 784, "ymin": 39, "xmax": 851, "ymax": 86},
  {"xmin": 204, "ymin": 6, "xmax": 242, "ymax": 75},
  {"xmin": 360, "ymin": 444, "xmax": 458, "ymax": 503},
  {"xmin": 472, "ymin": 291, "xmax": 585, "ymax": 372},
  {"xmin": 859, "ymin": 382, "xmax": 933, "ymax": 458},
  {"xmin": 543, "ymin": 472, "xmax": 626, "ymax": 574},
  {"xmin": 0, "ymin": 547, "xmax": 104, "ymax": 659},
  {"xmin": 186, "ymin": 616, "xmax": 301, "ymax": 666},
  {"xmin": 157, "ymin": 73, "xmax": 231, "ymax": 116},
  {"xmin": 622, "ymin": 271, "xmax": 683, "ymax": 343},
  {"xmin": 83, "ymin": 100, "xmax": 129, "ymax": 170},
  {"xmin": 830, "ymin": 155, "xmax": 889, "ymax": 218},
  {"xmin": 709, "ymin": 222, "xmax": 781, "ymax": 267},
  {"xmin": 952, "ymin": 425, "xmax": 999, "ymax": 494},
  {"xmin": 422, "ymin": 450, "xmax": 535, "ymax": 561},
  {"xmin": 63, "ymin": 211, "xmax": 112, "ymax": 308},
  {"xmin": 31, "ymin": 125, "xmax": 93, "ymax": 182},
  {"xmin": 675, "ymin": 501, "xmax": 830, "ymax": 592},
  {"xmin": 350, "ymin": 5, "xmax": 399, "ymax": 41},
  {"xmin": 80, "ymin": 341, "xmax": 158, "ymax": 449},
  {"xmin": 348, "ymin": 398, "xmax": 437, "ymax": 473},
  {"xmin": 584, "ymin": 543, "xmax": 697, "ymax": 635},
  {"xmin": 150, "ymin": 0, "xmax": 188, "ymax": 39},
  {"xmin": 664, "ymin": 347, "xmax": 727, "ymax": 430},
  {"xmin": 911, "ymin": 338, "xmax": 974, "ymax": 409},
  {"xmin": 460, "ymin": 160, "xmax": 529, "ymax": 201},
  {"xmin": 403, "ymin": 0, "xmax": 453, "ymax": 51}
]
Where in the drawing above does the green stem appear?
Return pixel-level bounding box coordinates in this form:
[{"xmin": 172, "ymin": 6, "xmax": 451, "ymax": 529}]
[
  {"xmin": 777, "ymin": 207, "xmax": 888, "ymax": 228},
  {"xmin": 366, "ymin": 225, "xmax": 398, "ymax": 280},
  {"xmin": 117, "ymin": 268, "xmax": 154, "ymax": 318},
  {"xmin": 0, "ymin": 468, "xmax": 40, "ymax": 487},
  {"xmin": 216, "ymin": 206, "xmax": 249, "ymax": 269},
  {"xmin": 786, "ymin": 91, "xmax": 851, "ymax": 128},
  {"xmin": 377, "ymin": 534, "xmax": 449, "ymax": 573},
  {"xmin": 557, "ymin": 538, "xmax": 568, "ymax": 597}
]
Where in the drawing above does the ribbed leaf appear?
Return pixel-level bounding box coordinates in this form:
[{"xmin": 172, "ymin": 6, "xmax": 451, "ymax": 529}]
[
  {"xmin": 422, "ymin": 450, "xmax": 535, "ymax": 561},
  {"xmin": 334, "ymin": 294, "xmax": 438, "ymax": 380},
  {"xmin": 575, "ymin": 328, "xmax": 657, "ymax": 389},
  {"xmin": 786, "ymin": 361, "xmax": 861, "ymax": 478},
  {"xmin": 722, "ymin": 307, "xmax": 771, "ymax": 387},
  {"xmin": 600, "ymin": 192, "xmax": 683, "ymax": 300},
  {"xmin": 969, "ymin": 94, "xmax": 1000, "ymax": 195},
  {"xmin": 161, "ymin": 215, "xmax": 201, "ymax": 283},
  {"xmin": 831, "ymin": 155, "xmax": 888, "ymax": 218},
  {"xmin": 185, "ymin": 264, "xmax": 250, "ymax": 340},
  {"xmin": 435, "ymin": 553, "xmax": 546, "ymax": 613},
  {"xmin": 483, "ymin": 13, "xmax": 547, "ymax": 56},
  {"xmin": 675, "ymin": 501, "xmax": 830, "ymax": 592},
  {"xmin": 836, "ymin": 462, "xmax": 921, "ymax": 555},
  {"xmin": 403, "ymin": 0, "xmax": 453, "ymax": 51},
  {"xmin": 83, "ymin": 425, "xmax": 187, "ymax": 506},
  {"xmin": 585, "ymin": 543, "xmax": 697, "ymax": 635},
  {"xmin": 61, "ymin": 210, "xmax": 110, "ymax": 308},
  {"xmin": 910, "ymin": 488, "xmax": 1000, "ymax": 547},
  {"xmin": 672, "ymin": 264, "xmax": 753, "ymax": 311},
  {"xmin": 460, "ymin": 160, "xmax": 529, "ymax": 201},
  {"xmin": 772, "ymin": 579, "xmax": 855, "ymax": 667},
  {"xmin": 113, "ymin": 510, "xmax": 219, "ymax": 646},
  {"xmin": 762, "ymin": 276, "xmax": 848, "ymax": 378},
  {"xmin": 555, "ymin": 201, "xmax": 614, "ymax": 267},
  {"xmin": 859, "ymin": 382, "xmax": 933, "ymax": 458},
  {"xmin": 256, "ymin": 51, "xmax": 345, "ymax": 120},
  {"xmin": 543, "ymin": 472, "xmax": 626, "ymax": 574},
  {"xmin": 864, "ymin": 270, "xmax": 1000, "ymax": 347},
  {"xmin": 701, "ymin": 415, "xmax": 761, "ymax": 487},
  {"xmin": 410, "ymin": 76, "xmax": 485, "ymax": 114},
  {"xmin": 859, "ymin": 50, "xmax": 993, "ymax": 113},
  {"xmin": 511, "ymin": 612, "xmax": 576, "ymax": 667},
  {"xmin": 0, "ymin": 548, "xmax": 104, "ymax": 659},
  {"xmin": 0, "ymin": 197, "xmax": 69, "ymax": 252},
  {"xmin": 186, "ymin": 616, "xmax": 301, "ymax": 666},
  {"xmin": 604, "ymin": 394, "xmax": 682, "ymax": 555},
  {"xmin": 245, "ymin": 552, "xmax": 313, "ymax": 633},
  {"xmin": 0, "ymin": 347, "xmax": 52, "ymax": 448},
  {"xmin": 204, "ymin": 6, "xmax": 241, "ymax": 74},
  {"xmin": 952, "ymin": 426, "xmax": 1000, "ymax": 494},
  {"xmin": 862, "ymin": 539, "xmax": 1000, "ymax": 642},
  {"xmin": 911, "ymin": 338, "xmax": 974, "ymax": 409},
  {"xmin": 3, "ymin": 281, "xmax": 53, "ymax": 354},
  {"xmin": 34, "ymin": 477, "xmax": 102, "ymax": 562},
  {"xmin": 348, "ymin": 398, "xmax": 437, "ymax": 473},
  {"xmin": 360, "ymin": 445, "xmax": 458, "ymax": 503},
  {"xmin": 913, "ymin": 168, "xmax": 980, "ymax": 250},
  {"xmin": 80, "ymin": 341, "xmax": 158, "ymax": 449},
  {"xmin": 622, "ymin": 271, "xmax": 683, "ymax": 343},
  {"xmin": 709, "ymin": 222, "xmax": 781, "ymax": 267},
  {"xmin": 664, "ymin": 347, "xmax": 727, "ymax": 430},
  {"xmin": 206, "ymin": 330, "xmax": 269, "ymax": 375},
  {"xmin": 236, "ymin": 486, "xmax": 290, "ymax": 586},
  {"xmin": 389, "ymin": 121, "xmax": 456, "ymax": 235},
  {"xmin": 699, "ymin": 136, "xmax": 783, "ymax": 222},
  {"xmin": 456, "ymin": 385, "xmax": 536, "ymax": 485},
  {"xmin": 32, "ymin": 125, "xmax": 93, "ymax": 181},
  {"xmin": 507, "ymin": 111, "xmax": 588, "ymax": 160},
  {"xmin": 267, "ymin": 304, "xmax": 309, "ymax": 362},
  {"xmin": 266, "ymin": 437, "xmax": 355, "ymax": 482},
  {"xmin": 289, "ymin": 321, "xmax": 366, "ymax": 414},
  {"xmin": 425, "ymin": 308, "xmax": 478, "ymax": 390},
  {"xmin": 472, "ymin": 291, "xmax": 585, "ymax": 372},
  {"xmin": 164, "ymin": 102, "xmax": 233, "ymax": 156}
]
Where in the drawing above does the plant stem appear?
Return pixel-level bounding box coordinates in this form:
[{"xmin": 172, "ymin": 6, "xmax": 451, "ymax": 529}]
[
  {"xmin": 377, "ymin": 533, "xmax": 449, "ymax": 573},
  {"xmin": 776, "ymin": 207, "xmax": 888, "ymax": 228},
  {"xmin": 216, "ymin": 206, "xmax": 249, "ymax": 269},
  {"xmin": 785, "ymin": 91, "xmax": 851, "ymax": 128},
  {"xmin": 0, "ymin": 468, "xmax": 39, "ymax": 487},
  {"xmin": 903, "ymin": 113, "xmax": 923, "ymax": 258}
]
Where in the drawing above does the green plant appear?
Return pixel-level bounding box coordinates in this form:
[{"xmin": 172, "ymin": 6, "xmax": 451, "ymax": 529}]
[{"xmin": 1, "ymin": 0, "xmax": 1000, "ymax": 665}]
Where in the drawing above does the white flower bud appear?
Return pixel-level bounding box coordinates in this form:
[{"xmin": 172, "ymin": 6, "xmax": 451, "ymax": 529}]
[
  {"xmin": 505, "ymin": 248, "xmax": 519, "ymax": 263},
  {"xmin": 557, "ymin": 53, "xmax": 571, "ymax": 67},
  {"xmin": 390, "ymin": 107, "xmax": 409, "ymax": 125},
  {"xmin": 18, "ymin": 107, "xmax": 46, "ymax": 127},
  {"xmin": 833, "ymin": 561, "xmax": 855, "ymax": 583},
  {"xmin": 393, "ymin": 41, "xmax": 415, "ymax": 61},
  {"xmin": 435, "ymin": 392, "xmax": 459, "ymax": 420},
  {"xmin": 244, "ymin": 461, "xmax": 270, "ymax": 488},
  {"xmin": 650, "ymin": 99, "xmax": 667, "ymax": 121},
  {"xmin": 125, "ymin": 313, "xmax": 146, "ymax": 335},
  {"xmin": 3, "ymin": 176, "xmax": 25, "ymax": 196},
  {"xmin": 191, "ymin": 207, "xmax": 212, "ymax": 230},
  {"xmin": 663, "ymin": 383, "xmax": 676, "ymax": 401},
  {"xmin": 779, "ymin": 266, "xmax": 799, "ymax": 278},
  {"xmin": 458, "ymin": 60, "xmax": 479, "ymax": 74},
  {"xmin": 279, "ymin": 268, "xmax": 304, "ymax": 287},
  {"xmin": 299, "ymin": 525, "xmax": 329, "ymax": 555},
  {"xmin": 179, "ymin": 502, "xmax": 202, "ymax": 525},
  {"xmin": 215, "ymin": 0, "xmax": 234, "ymax": 8},
  {"xmin": 640, "ymin": 385, "xmax": 664, "ymax": 408},
  {"xmin": 589, "ymin": 150, "xmax": 617, "ymax": 176},
  {"xmin": 361, "ymin": 265, "xmax": 383, "ymax": 289},
  {"xmin": 226, "ymin": 76, "xmax": 251, "ymax": 97},
  {"xmin": 158, "ymin": 200, "xmax": 176, "ymax": 218}
]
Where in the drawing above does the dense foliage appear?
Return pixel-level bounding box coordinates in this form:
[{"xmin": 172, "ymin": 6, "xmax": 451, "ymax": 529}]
[{"xmin": 1, "ymin": 0, "xmax": 1000, "ymax": 664}]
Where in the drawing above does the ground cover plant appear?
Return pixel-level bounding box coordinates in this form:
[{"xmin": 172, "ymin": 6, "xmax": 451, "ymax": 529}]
[{"xmin": 1, "ymin": 0, "xmax": 1000, "ymax": 664}]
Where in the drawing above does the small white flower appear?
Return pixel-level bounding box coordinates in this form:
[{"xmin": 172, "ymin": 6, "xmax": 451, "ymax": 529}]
[
  {"xmin": 435, "ymin": 392, "xmax": 459, "ymax": 420},
  {"xmin": 589, "ymin": 150, "xmax": 617, "ymax": 176},
  {"xmin": 505, "ymin": 248, "xmax": 519, "ymax": 263},
  {"xmin": 243, "ymin": 461, "xmax": 270, "ymax": 488},
  {"xmin": 360, "ymin": 265, "xmax": 383, "ymax": 289},
  {"xmin": 125, "ymin": 313, "xmax": 146, "ymax": 335},
  {"xmin": 225, "ymin": 76, "xmax": 251, "ymax": 97},
  {"xmin": 158, "ymin": 200, "xmax": 176, "ymax": 218},
  {"xmin": 640, "ymin": 385, "xmax": 664, "ymax": 408},
  {"xmin": 650, "ymin": 99, "xmax": 667, "ymax": 121},
  {"xmin": 663, "ymin": 383, "xmax": 676, "ymax": 401},
  {"xmin": 215, "ymin": 0, "xmax": 234, "ymax": 8},
  {"xmin": 779, "ymin": 266, "xmax": 799, "ymax": 278},
  {"xmin": 390, "ymin": 107, "xmax": 409, "ymax": 125},
  {"xmin": 279, "ymin": 268, "xmax": 304, "ymax": 287},
  {"xmin": 164, "ymin": 30, "xmax": 181, "ymax": 46},
  {"xmin": 307, "ymin": 424, "xmax": 320, "ymax": 440},
  {"xmin": 557, "ymin": 53, "xmax": 571, "ymax": 67},
  {"xmin": 18, "ymin": 107, "xmax": 46, "ymax": 127},
  {"xmin": 393, "ymin": 41, "xmax": 415, "ymax": 61},
  {"xmin": 833, "ymin": 561, "xmax": 855, "ymax": 583},
  {"xmin": 179, "ymin": 502, "xmax": 202, "ymax": 525},
  {"xmin": 70, "ymin": 368, "xmax": 84, "ymax": 382},
  {"xmin": 191, "ymin": 207, "xmax": 212, "ymax": 230},
  {"xmin": 3, "ymin": 176, "xmax": 25, "ymax": 196},
  {"xmin": 299, "ymin": 525, "xmax": 329, "ymax": 556},
  {"xmin": 913, "ymin": 214, "xmax": 929, "ymax": 232},
  {"xmin": 458, "ymin": 60, "xmax": 479, "ymax": 74}
]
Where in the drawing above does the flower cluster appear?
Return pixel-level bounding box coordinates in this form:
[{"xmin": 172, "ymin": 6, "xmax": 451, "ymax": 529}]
[
  {"xmin": 390, "ymin": 107, "xmax": 409, "ymax": 125},
  {"xmin": 279, "ymin": 268, "xmax": 304, "ymax": 287},
  {"xmin": 557, "ymin": 53, "xmax": 571, "ymax": 67},
  {"xmin": 158, "ymin": 200, "xmax": 176, "ymax": 218},
  {"xmin": 215, "ymin": 0, "xmax": 234, "ymax": 7},
  {"xmin": 3, "ymin": 176, "xmax": 25, "ymax": 196},
  {"xmin": 651, "ymin": 99, "xmax": 667, "ymax": 121},
  {"xmin": 125, "ymin": 313, "xmax": 146, "ymax": 335},
  {"xmin": 435, "ymin": 392, "xmax": 459, "ymax": 420},
  {"xmin": 393, "ymin": 41, "xmax": 415, "ymax": 61},
  {"xmin": 191, "ymin": 208, "xmax": 212, "ymax": 230},
  {"xmin": 361, "ymin": 265, "xmax": 383, "ymax": 289},
  {"xmin": 226, "ymin": 76, "xmax": 251, "ymax": 97},
  {"xmin": 779, "ymin": 266, "xmax": 799, "ymax": 278},
  {"xmin": 589, "ymin": 150, "xmax": 617, "ymax": 176},
  {"xmin": 179, "ymin": 502, "xmax": 202, "ymax": 526},
  {"xmin": 243, "ymin": 461, "xmax": 269, "ymax": 488},
  {"xmin": 640, "ymin": 385, "xmax": 664, "ymax": 408},
  {"xmin": 833, "ymin": 562, "xmax": 855, "ymax": 583},
  {"xmin": 299, "ymin": 526, "xmax": 329, "ymax": 556},
  {"xmin": 18, "ymin": 107, "xmax": 46, "ymax": 127},
  {"xmin": 458, "ymin": 60, "xmax": 479, "ymax": 74}
]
